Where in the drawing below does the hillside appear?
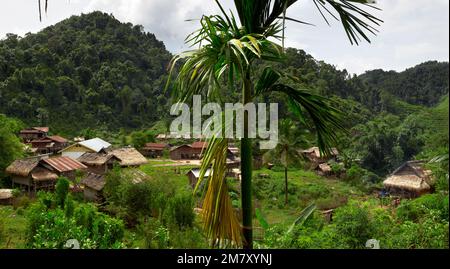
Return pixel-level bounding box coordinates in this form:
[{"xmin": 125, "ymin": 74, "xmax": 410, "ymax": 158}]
[
  {"xmin": 0, "ymin": 12, "xmax": 172, "ymax": 134},
  {"xmin": 0, "ymin": 12, "xmax": 448, "ymax": 136}
]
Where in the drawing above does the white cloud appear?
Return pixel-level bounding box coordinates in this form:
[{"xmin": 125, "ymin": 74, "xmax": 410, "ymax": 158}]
[{"xmin": 0, "ymin": 0, "xmax": 448, "ymax": 74}]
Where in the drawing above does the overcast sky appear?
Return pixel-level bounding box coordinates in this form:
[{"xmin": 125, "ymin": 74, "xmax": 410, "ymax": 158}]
[{"xmin": 0, "ymin": 0, "xmax": 448, "ymax": 75}]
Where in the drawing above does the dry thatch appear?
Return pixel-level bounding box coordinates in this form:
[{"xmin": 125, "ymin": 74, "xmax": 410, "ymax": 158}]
[
  {"xmin": 31, "ymin": 167, "xmax": 58, "ymax": 181},
  {"xmin": 317, "ymin": 163, "xmax": 332, "ymax": 173},
  {"xmin": 383, "ymin": 175, "xmax": 431, "ymax": 192},
  {"xmin": 0, "ymin": 189, "xmax": 13, "ymax": 200},
  {"xmin": 383, "ymin": 160, "xmax": 433, "ymax": 192},
  {"xmin": 78, "ymin": 152, "xmax": 117, "ymax": 166},
  {"xmin": 109, "ymin": 147, "xmax": 148, "ymax": 166},
  {"xmin": 301, "ymin": 146, "xmax": 339, "ymax": 158},
  {"xmin": 5, "ymin": 158, "xmax": 40, "ymax": 177},
  {"xmin": 81, "ymin": 173, "xmax": 106, "ymax": 191}
]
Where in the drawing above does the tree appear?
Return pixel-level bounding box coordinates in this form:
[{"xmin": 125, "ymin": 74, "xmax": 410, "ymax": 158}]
[
  {"xmin": 168, "ymin": 0, "xmax": 381, "ymax": 248},
  {"xmin": 263, "ymin": 119, "xmax": 308, "ymax": 205},
  {"xmin": 0, "ymin": 114, "xmax": 24, "ymax": 180}
]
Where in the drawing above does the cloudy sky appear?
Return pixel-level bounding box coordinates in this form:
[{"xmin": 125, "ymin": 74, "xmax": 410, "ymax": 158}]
[{"xmin": 0, "ymin": 0, "xmax": 448, "ymax": 74}]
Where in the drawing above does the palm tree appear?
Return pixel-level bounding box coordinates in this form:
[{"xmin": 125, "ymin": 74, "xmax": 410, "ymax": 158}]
[
  {"xmin": 168, "ymin": 0, "xmax": 382, "ymax": 249},
  {"xmin": 263, "ymin": 119, "xmax": 309, "ymax": 205}
]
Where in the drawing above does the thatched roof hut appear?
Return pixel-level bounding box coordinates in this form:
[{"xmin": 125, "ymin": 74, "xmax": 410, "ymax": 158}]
[
  {"xmin": 109, "ymin": 147, "xmax": 148, "ymax": 167},
  {"xmin": 77, "ymin": 152, "xmax": 118, "ymax": 166},
  {"xmin": 6, "ymin": 158, "xmax": 40, "ymax": 177},
  {"xmin": 383, "ymin": 160, "xmax": 433, "ymax": 198},
  {"xmin": 0, "ymin": 189, "xmax": 14, "ymax": 205},
  {"xmin": 300, "ymin": 146, "xmax": 339, "ymax": 164}
]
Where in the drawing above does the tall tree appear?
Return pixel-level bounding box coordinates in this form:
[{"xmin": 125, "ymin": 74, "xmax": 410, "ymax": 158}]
[
  {"xmin": 263, "ymin": 119, "xmax": 308, "ymax": 205},
  {"xmin": 168, "ymin": 0, "xmax": 381, "ymax": 248}
]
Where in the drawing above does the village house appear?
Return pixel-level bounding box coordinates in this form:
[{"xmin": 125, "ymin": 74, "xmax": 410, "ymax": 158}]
[
  {"xmin": 315, "ymin": 163, "xmax": 332, "ymax": 176},
  {"xmin": 186, "ymin": 168, "xmax": 211, "ymax": 188},
  {"xmin": 30, "ymin": 135, "xmax": 69, "ymax": 154},
  {"xmin": 141, "ymin": 142, "xmax": 167, "ymax": 158},
  {"xmin": 0, "ymin": 189, "xmax": 14, "ymax": 205},
  {"xmin": 6, "ymin": 156, "xmax": 57, "ymax": 193},
  {"xmin": 300, "ymin": 146, "xmax": 339, "ymax": 164},
  {"xmin": 169, "ymin": 141, "xmax": 208, "ymax": 160},
  {"xmin": 59, "ymin": 137, "xmax": 111, "ymax": 159},
  {"xmin": 6, "ymin": 155, "xmax": 87, "ymax": 193},
  {"xmin": 19, "ymin": 127, "xmax": 49, "ymax": 143},
  {"xmin": 38, "ymin": 156, "xmax": 87, "ymax": 181},
  {"xmin": 107, "ymin": 147, "xmax": 148, "ymax": 167},
  {"xmin": 383, "ymin": 160, "xmax": 434, "ymax": 198},
  {"xmin": 81, "ymin": 173, "xmax": 106, "ymax": 202},
  {"xmin": 77, "ymin": 152, "xmax": 120, "ymax": 174}
]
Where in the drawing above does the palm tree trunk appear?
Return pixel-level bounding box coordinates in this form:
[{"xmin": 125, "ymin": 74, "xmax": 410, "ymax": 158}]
[
  {"xmin": 284, "ymin": 165, "xmax": 288, "ymax": 205},
  {"xmin": 241, "ymin": 68, "xmax": 253, "ymax": 249}
]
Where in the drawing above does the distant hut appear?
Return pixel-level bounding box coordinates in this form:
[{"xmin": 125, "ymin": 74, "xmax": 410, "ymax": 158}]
[
  {"xmin": 169, "ymin": 141, "xmax": 208, "ymax": 160},
  {"xmin": 300, "ymin": 146, "xmax": 339, "ymax": 164},
  {"xmin": 383, "ymin": 160, "xmax": 433, "ymax": 198},
  {"xmin": 108, "ymin": 147, "xmax": 148, "ymax": 167},
  {"xmin": 0, "ymin": 189, "xmax": 14, "ymax": 205},
  {"xmin": 186, "ymin": 168, "xmax": 211, "ymax": 188},
  {"xmin": 77, "ymin": 152, "xmax": 120, "ymax": 174},
  {"xmin": 315, "ymin": 163, "xmax": 332, "ymax": 176},
  {"xmin": 141, "ymin": 143, "xmax": 167, "ymax": 158},
  {"xmin": 6, "ymin": 157, "xmax": 58, "ymax": 193},
  {"xmin": 19, "ymin": 127, "xmax": 49, "ymax": 143},
  {"xmin": 30, "ymin": 135, "xmax": 69, "ymax": 154},
  {"xmin": 81, "ymin": 173, "xmax": 106, "ymax": 202},
  {"xmin": 59, "ymin": 138, "xmax": 111, "ymax": 159}
]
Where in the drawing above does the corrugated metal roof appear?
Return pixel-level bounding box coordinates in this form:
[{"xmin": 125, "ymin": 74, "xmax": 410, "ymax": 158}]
[
  {"xmin": 79, "ymin": 138, "xmax": 111, "ymax": 152},
  {"xmin": 41, "ymin": 156, "xmax": 87, "ymax": 173},
  {"xmin": 143, "ymin": 143, "xmax": 167, "ymax": 150},
  {"xmin": 48, "ymin": 135, "xmax": 68, "ymax": 143},
  {"xmin": 191, "ymin": 141, "xmax": 208, "ymax": 149},
  {"xmin": 187, "ymin": 168, "xmax": 211, "ymax": 178},
  {"xmin": 33, "ymin": 127, "xmax": 49, "ymax": 132}
]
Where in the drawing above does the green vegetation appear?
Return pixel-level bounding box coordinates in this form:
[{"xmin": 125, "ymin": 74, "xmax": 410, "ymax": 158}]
[{"xmin": 0, "ymin": 7, "xmax": 448, "ymax": 250}]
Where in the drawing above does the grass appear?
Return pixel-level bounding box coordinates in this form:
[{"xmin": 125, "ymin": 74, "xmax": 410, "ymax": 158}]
[
  {"xmin": 249, "ymin": 167, "xmax": 366, "ymax": 226},
  {"xmin": 0, "ymin": 205, "xmax": 27, "ymax": 248},
  {"xmin": 139, "ymin": 162, "xmax": 198, "ymax": 194}
]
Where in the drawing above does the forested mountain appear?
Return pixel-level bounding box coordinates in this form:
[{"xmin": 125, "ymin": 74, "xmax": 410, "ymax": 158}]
[
  {"xmin": 359, "ymin": 61, "xmax": 449, "ymax": 107},
  {"xmin": 0, "ymin": 11, "xmax": 448, "ymax": 138},
  {"xmin": 0, "ymin": 11, "xmax": 172, "ymax": 134}
]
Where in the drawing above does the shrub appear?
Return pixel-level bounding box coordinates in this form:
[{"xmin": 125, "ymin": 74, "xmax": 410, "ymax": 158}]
[
  {"xmin": 55, "ymin": 177, "xmax": 70, "ymax": 209},
  {"xmin": 164, "ymin": 193, "xmax": 195, "ymax": 228},
  {"xmin": 332, "ymin": 201, "xmax": 374, "ymax": 249},
  {"xmin": 138, "ymin": 218, "xmax": 170, "ymax": 249},
  {"xmin": 26, "ymin": 196, "xmax": 124, "ymax": 249},
  {"xmin": 396, "ymin": 194, "xmax": 449, "ymax": 222},
  {"xmin": 13, "ymin": 195, "xmax": 31, "ymax": 210},
  {"xmin": 386, "ymin": 209, "xmax": 449, "ymax": 249}
]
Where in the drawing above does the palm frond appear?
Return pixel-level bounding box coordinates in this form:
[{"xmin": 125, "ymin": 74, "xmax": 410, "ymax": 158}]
[
  {"xmin": 312, "ymin": 0, "xmax": 383, "ymax": 45},
  {"xmin": 287, "ymin": 203, "xmax": 316, "ymax": 233},
  {"xmin": 231, "ymin": 0, "xmax": 381, "ymax": 44},
  {"xmin": 195, "ymin": 135, "xmax": 243, "ymax": 248}
]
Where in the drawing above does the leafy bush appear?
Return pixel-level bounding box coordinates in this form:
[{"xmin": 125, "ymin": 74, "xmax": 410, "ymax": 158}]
[
  {"xmin": 138, "ymin": 218, "xmax": 170, "ymax": 249},
  {"xmin": 26, "ymin": 190, "xmax": 124, "ymax": 249},
  {"xmin": 164, "ymin": 193, "xmax": 195, "ymax": 228},
  {"xmin": 396, "ymin": 194, "xmax": 449, "ymax": 222},
  {"xmin": 332, "ymin": 202, "xmax": 374, "ymax": 249},
  {"xmin": 55, "ymin": 177, "xmax": 70, "ymax": 209},
  {"xmin": 386, "ymin": 209, "xmax": 449, "ymax": 249}
]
